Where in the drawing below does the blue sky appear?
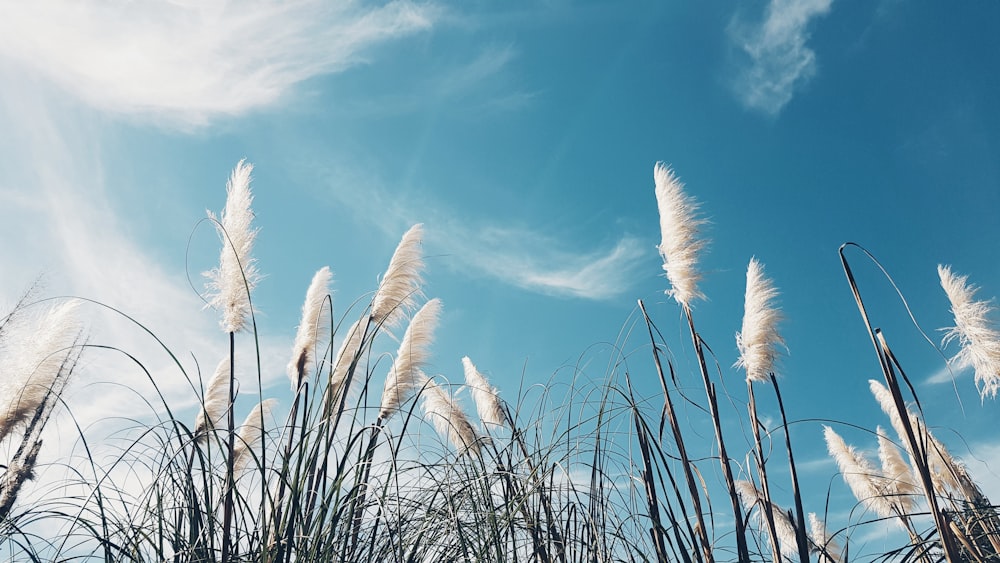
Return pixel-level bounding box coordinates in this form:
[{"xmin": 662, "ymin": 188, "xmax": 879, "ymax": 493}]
[{"xmin": 1, "ymin": 0, "xmax": 999, "ymax": 549}]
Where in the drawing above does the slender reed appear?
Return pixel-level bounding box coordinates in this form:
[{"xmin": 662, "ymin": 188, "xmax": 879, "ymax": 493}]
[
  {"xmin": 205, "ymin": 159, "xmax": 259, "ymax": 563},
  {"xmin": 653, "ymin": 162, "xmax": 748, "ymax": 562}
]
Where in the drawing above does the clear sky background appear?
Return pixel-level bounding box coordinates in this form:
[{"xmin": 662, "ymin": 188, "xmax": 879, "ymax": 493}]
[{"xmin": 1, "ymin": 0, "xmax": 998, "ymax": 550}]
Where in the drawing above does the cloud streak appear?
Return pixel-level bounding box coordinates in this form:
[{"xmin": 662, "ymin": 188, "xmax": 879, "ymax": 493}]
[
  {"xmin": 314, "ymin": 161, "xmax": 644, "ymax": 301},
  {"xmin": 728, "ymin": 0, "xmax": 833, "ymax": 116},
  {"xmin": 0, "ymin": 77, "xmax": 291, "ymax": 462},
  {"xmin": 0, "ymin": 0, "xmax": 437, "ymax": 128},
  {"xmin": 440, "ymin": 225, "xmax": 646, "ymax": 300}
]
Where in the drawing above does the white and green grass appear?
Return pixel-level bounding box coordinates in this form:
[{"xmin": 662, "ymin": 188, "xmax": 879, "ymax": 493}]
[{"xmin": 0, "ymin": 161, "xmax": 997, "ymax": 562}]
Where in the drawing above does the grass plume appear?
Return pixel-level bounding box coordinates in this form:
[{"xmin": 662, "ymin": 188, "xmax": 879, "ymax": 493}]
[
  {"xmin": 206, "ymin": 159, "xmax": 259, "ymax": 334},
  {"xmin": 287, "ymin": 266, "xmax": 333, "ymax": 390},
  {"xmin": 938, "ymin": 264, "xmax": 1000, "ymax": 399},
  {"xmin": 653, "ymin": 162, "xmax": 706, "ymax": 308}
]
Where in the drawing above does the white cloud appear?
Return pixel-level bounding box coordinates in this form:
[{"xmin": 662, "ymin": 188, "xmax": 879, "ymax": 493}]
[
  {"xmin": 314, "ymin": 161, "xmax": 645, "ymax": 301},
  {"xmin": 728, "ymin": 0, "xmax": 833, "ymax": 116},
  {"xmin": 0, "ymin": 0, "xmax": 437, "ymax": 128},
  {"xmin": 925, "ymin": 361, "xmax": 968, "ymax": 386},
  {"xmin": 0, "ymin": 78, "xmax": 291, "ymax": 461},
  {"xmin": 440, "ymin": 225, "xmax": 646, "ymax": 300}
]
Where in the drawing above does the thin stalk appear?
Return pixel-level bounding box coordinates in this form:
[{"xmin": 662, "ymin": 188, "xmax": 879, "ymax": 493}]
[
  {"xmin": 638, "ymin": 299, "xmax": 709, "ymax": 563},
  {"xmin": 509, "ymin": 419, "xmax": 568, "ymax": 563},
  {"xmin": 272, "ymin": 378, "xmax": 308, "ymax": 563},
  {"xmin": 747, "ymin": 383, "xmax": 782, "ymax": 563},
  {"xmin": 684, "ymin": 304, "xmax": 747, "ymax": 563},
  {"xmin": 768, "ymin": 373, "xmax": 811, "ymax": 563},
  {"xmin": 839, "ymin": 244, "xmax": 962, "ymax": 562},
  {"xmin": 221, "ymin": 331, "xmax": 236, "ymax": 563}
]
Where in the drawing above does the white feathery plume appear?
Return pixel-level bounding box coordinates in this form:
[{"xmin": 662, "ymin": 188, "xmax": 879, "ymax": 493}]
[
  {"xmin": 938, "ymin": 264, "xmax": 1000, "ymax": 399},
  {"xmin": 286, "ymin": 266, "xmax": 333, "ymax": 390},
  {"xmin": 876, "ymin": 426, "xmax": 918, "ymax": 514},
  {"xmin": 735, "ymin": 258, "xmax": 784, "ymax": 383},
  {"xmin": 371, "ymin": 224, "xmax": 424, "ymax": 328},
  {"xmin": 419, "ymin": 375, "xmax": 481, "ymax": 456},
  {"xmin": 868, "ymin": 380, "xmax": 911, "ymax": 451},
  {"xmin": 379, "ymin": 298, "xmax": 441, "ymax": 420},
  {"xmin": 868, "ymin": 380, "xmax": 961, "ymax": 494},
  {"xmin": 823, "ymin": 426, "xmax": 894, "ymax": 519},
  {"xmin": 194, "ymin": 358, "xmax": 231, "ymax": 438},
  {"xmin": 653, "ymin": 162, "xmax": 707, "ymax": 308},
  {"xmin": 808, "ymin": 513, "xmax": 842, "ymax": 563},
  {"xmin": 233, "ymin": 399, "xmax": 277, "ymax": 475},
  {"xmin": 925, "ymin": 432, "xmax": 962, "ymax": 494},
  {"xmin": 205, "ymin": 159, "xmax": 259, "ymax": 333},
  {"xmin": 0, "ymin": 300, "xmax": 80, "ymax": 444},
  {"xmin": 462, "ymin": 356, "xmax": 508, "ymax": 428},
  {"xmin": 328, "ymin": 318, "xmax": 366, "ymax": 407},
  {"xmin": 735, "ymin": 480, "xmax": 799, "ymax": 560}
]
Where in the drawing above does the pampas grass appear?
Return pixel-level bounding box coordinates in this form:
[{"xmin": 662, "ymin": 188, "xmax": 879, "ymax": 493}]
[
  {"xmin": 736, "ymin": 257, "xmax": 784, "ymax": 383},
  {"xmin": 379, "ymin": 298, "xmax": 441, "ymax": 421},
  {"xmin": 3, "ymin": 160, "xmax": 998, "ymax": 563},
  {"xmin": 938, "ymin": 264, "xmax": 1000, "ymax": 399},
  {"xmin": 194, "ymin": 357, "xmax": 232, "ymax": 438},
  {"xmin": 418, "ymin": 375, "xmax": 481, "ymax": 456},
  {"xmin": 462, "ymin": 356, "xmax": 508, "ymax": 429},
  {"xmin": 653, "ymin": 162, "xmax": 706, "ymax": 308},
  {"xmin": 371, "ymin": 223, "xmax": 424, "ymax": 327},
  {"xmin": 876, "ymin": 426, "xmax": 918, "ymax": 514},
  {"xmin": 808, "ymin": 513, "xmax": 842, "ymax": 563},
  {"xmin": 736, "ymin": 479, "xmax": 799, "ymax": 561},
  {"xmin": 233, "ymin": 399, "xmax": 277, "ymax": 475},
  {"xmin": 206, "ymin": 159, "xmax": 259, "ymax": 334},
  {"xmin": 824, "ymin": 425, "xmax": 896, "ymax": 520},
  {"xmin": 0, "ymin": 300, "xmax": 80, "ymax": 444},
  {"xmin": 287, "ymin": 266, "xmax": 333, "ymax": 390}
]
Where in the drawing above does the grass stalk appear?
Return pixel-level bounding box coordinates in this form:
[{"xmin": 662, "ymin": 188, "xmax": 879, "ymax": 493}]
[{"xmin": 684, "ymin": 304, "xmax": 747, "ymax": 563}]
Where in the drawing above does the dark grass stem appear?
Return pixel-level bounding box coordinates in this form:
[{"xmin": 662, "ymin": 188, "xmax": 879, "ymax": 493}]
[
  {"xmin": 840, "ymin": 244, "xmax": 962, "ymax": 562},
  {"xmin": 638, "ymin": 300, "xmax": 710, "ymax": 563},
  {"xmin": 221, "ymin": 331, "xmax": 236, "ymax": 563},
  {"xmin": 684, "ymin": 305, "xmax": 748, "ymax": 563},
  {"xmin": 767, "ymin": 373, "xmax": 811, "ymax": 563},
  {"xmin": 747, "ymin": 383, "xmax": 783, "ymax": 563}
]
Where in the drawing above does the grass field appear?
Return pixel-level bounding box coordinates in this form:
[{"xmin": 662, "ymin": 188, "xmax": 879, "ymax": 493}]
[{"xmin": 1, "ymin": 160, "xmax": 997, "ymax": 562}]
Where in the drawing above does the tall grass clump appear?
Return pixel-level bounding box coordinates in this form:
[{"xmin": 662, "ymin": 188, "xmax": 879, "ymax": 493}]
[
  {"xmin": 0, "ymin": 294, "xmax": 83, "ymax": 522},
  {"xmin": 0, "ymin": 159, "xmax": 997, "ymax": 563}
]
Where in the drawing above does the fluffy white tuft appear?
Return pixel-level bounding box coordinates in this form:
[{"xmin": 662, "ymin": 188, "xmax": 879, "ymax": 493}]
[
  {"xmin": 462, "ymin": 356, "xmax": 507, "ymax": 428},
  {"xmin": 419, "ymin": 376, "xmax": 481, "ymax": 456},
  {"xmin": 0, "ymin": 300, "xmax": 81, "ymax": 444},
  {"xmin": 736, "ymin": 257, "xmax": 784, "ymax": 383},
  {"xmin": 372, "ymin": 224, "xmax": 424, "ymax": 328},
  {"xmin": 808, "ymin": 513, "xmax": 842, "ymax": 563},
  {"xmin": 286, "ymin": 266, "xmax": 333, "ymax": 390},
  {"xmin": 233, "ymin": 398, "xmax": 277, "ymax": 476},
  {"xmin": 823, "ymin": 426, "xmax": 894, "ymax": 519},
  {"xmin": 938, "ymin": 264, "xmax": 1000, "ymax": 399},
  {"xmin": 379, "ymin": 299, "xmax": 441, "ymax": 420},
  {"xmin": 735, "ymin": 480, "xmax": 799, "ymax": 559},
  {"xmin": 868, "ymin": 380, "xmax": 961, "ymax": 494},
  {"xmin": 875, "ymin": 426, "xmax": 918, "ymax": 514},
  {"xmin": 205, "ymin": 159, "xmax": 259, "ymax": 333},
  {"xmin": 194, "ymin": 357, "xmax": 231, "ymax": 438},
  {"xmin": 653, "ymin": 162, "xmax": 707, "ymax": 307}
]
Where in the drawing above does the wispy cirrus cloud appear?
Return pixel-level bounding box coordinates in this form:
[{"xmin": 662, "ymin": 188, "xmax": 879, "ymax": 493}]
[
  {"xmin": 312, "ymin": 160, "xmax": 644, "ymax": 301},
  {"xmin": 728, "ymin": 0, "xmax": 833, "ymax": 116},
  {"xmin": 0, "ymin": 77, "xmax": 291, "ymax": 453},
  {"xmin": 0, "ymin": 0, "xmax": 437, "ymax": 128},
  {"xmin": 440, "ymin": 225, "xmax": 646, "ymax": 300}
]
